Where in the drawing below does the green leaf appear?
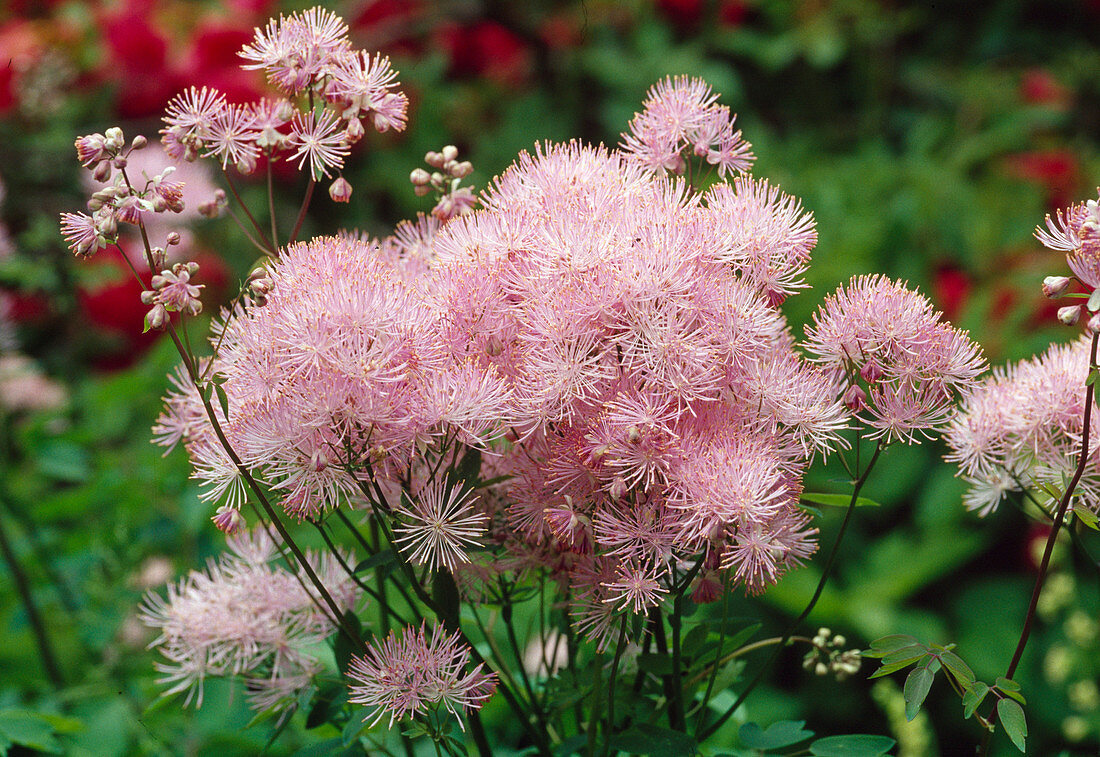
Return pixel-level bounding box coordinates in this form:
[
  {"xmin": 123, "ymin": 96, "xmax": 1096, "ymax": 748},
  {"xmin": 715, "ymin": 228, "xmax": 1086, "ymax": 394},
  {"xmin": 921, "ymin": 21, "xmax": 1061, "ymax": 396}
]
[
  {"xmin": 865, "ymin": 634, "xmax": 922, "ymax": 657},
  {"xmin": 609, "ymin": 724, "xmax": 696, "ymax": 756},
  {"xmin": 997, "ymin": 698, "xmax": 1027, "ymax": 752},
  {"xmin": 903, "ymin": 665, "xmax": 935, "ymax": 721},
  {"xmin": 333, "ymin": 611, "xmax": 363, "ymax": 677},
  {"xmin": 454, "ymin": 446, "xmax": 482, "ymax": 487},
  {"xmin": 637, "ymin": 653, "xmax": 675, "ymax": 676},
  {"xmin": 1074, "ymin": 504, "xmax": 1099, "ymax": 530},
  {"xmin": 553, "ymin": 735, "xmax": 588, "ymax": 756},
  {"xmin": 353, "ymin": 549, "xmax": 396, "ymax": 574},
  {"xmin": 938, "ymin": 650, "xmax": 975, "ymax": 686},
  {"xmin": 868, "ymin": 648, "xmax": 929, "ymax": 678},
  {"xmin": 995, "ymin": 677, "xmax": 1026, "ymax": 704},
  {"xmin": 739, "ymin": 720, "xmax": 814, "ymax": 749},
  {"xmin": 0, "ymin": 710, "xmax": 64, "ymax": 754},
  {"xmin": 800, "ymin": 492, "xmax": 881, "ymax": 509},
  {"xmin": 808, "ymin": 734, "xmax": 896, "ymax": 756},
  {"xmin": 213, "ymin": 382, "xmax": 231, "ymax": 419},
  {"xmin": 34, "ymin": 441, "xmax": 91, "ymax": 483},
  {"xmin": 962, "ymin": 682, "xmax": 990, "ymax": 719},
  {"xmin": 433, "ymin": 568, "xmax": 461, "ymax": 628}
]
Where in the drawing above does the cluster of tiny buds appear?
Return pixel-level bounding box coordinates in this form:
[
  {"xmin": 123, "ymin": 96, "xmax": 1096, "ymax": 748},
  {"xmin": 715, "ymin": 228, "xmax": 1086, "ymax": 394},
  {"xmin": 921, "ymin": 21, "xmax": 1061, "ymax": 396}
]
[
  {"xmin": 802, "ymin": 627, "xmax": 862, "ymax": 681},
  {"xmin": 841, "ymin": 360, "xmax": 882, "ymax": 413},
  {"xmin": 141, "ymin": 261, "xmax": 204, "ymax": 331},
  {"xmin": 1044, "ymin": 275, "xmax": 1100, "ymax": 332},
  {"xmin": 247, "ymin": 267, "xmax": 275, "ymax": 307},
  {"xmin": 61, "ymin": 127, "xmax": 187, "ymax": 258},
  {"xmin": 409, "ymin": 145, "xmax": 476, "ymax": 221},
  {"xmin": 197, "ymin": 189, "xmax": 228, "ymax": 219}
]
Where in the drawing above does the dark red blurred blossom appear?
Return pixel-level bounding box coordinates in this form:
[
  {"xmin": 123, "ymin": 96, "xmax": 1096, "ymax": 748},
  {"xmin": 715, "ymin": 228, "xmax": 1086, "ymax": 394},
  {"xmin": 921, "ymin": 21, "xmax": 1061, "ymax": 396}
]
[
  {"xmin": 1020, "ymin": 68, "xmax": 1071, "ymax": 109},
  {"xmin": 1025, "ymin": 523, "xmax": 1053, "ymax": 572},
  {"xmin": 1006, "ymin": 150, "xmax": 1080, "ymax": 210},
  {"xmin": 178, "ymin": 20, "xmax": 266, "ymax": 105},
  {"xmin": 932, "ymin": 264, "xmax": 972, "ymax": 322},
  {"xmin": 0, "ymin": 19, "xmax": 44, "ymax": 114},
  {"xmin": 350, "ymin": 0, "xmax": 424, "ymax": 55},
  {"xmin": 539, "ymin": 12, "xmax": 584, "ymax": 50},
  {"xmin": 655, "ymin": 0, "xmax": 748, "ymax": 29},
  {"xmin": 100, "ymin": 0, "xmax": 175, "ymax": 118},
  {"xmin": 437, "ymin": 21, "xmax": 532, "ymax": 87}
]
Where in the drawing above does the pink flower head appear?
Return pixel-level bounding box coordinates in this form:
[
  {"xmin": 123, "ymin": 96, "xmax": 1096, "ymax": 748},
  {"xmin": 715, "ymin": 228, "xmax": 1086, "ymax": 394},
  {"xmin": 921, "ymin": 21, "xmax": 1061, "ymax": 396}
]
[
  {"xmin": 325, "ymin": 51, "xmax": 409, "ymax": 132},
  {"xmin": 239, "ymin": 7, "xmax": 351, "ymax": 96},
  {"xmin": 804, "ymin": 274, "xmax": 986, "ymax": 444},
  {"xmin": 1035, "ymin": 190, "xmax": 1100, "ymax": 289},
  {"xmin": 393, "ymin": 477, "xmax": 488, "ymax": 572},
  {"xmin": 139, "ymin": 528, "xmax": 359, "ymax": 710},
  {"xmin": 945, "ymin": 336, "xmax": 1100, "ymax": 516},
  {"xmin": 347, "ymin": 623, "xmax": 496, "ymax": 728},
  {"xmin": 287, "ymin": 109, "xmax": 350, "ymax": 180},
  {"xmin": 620, "ymin": 76, "xmax": 754, "ymax": 177}
]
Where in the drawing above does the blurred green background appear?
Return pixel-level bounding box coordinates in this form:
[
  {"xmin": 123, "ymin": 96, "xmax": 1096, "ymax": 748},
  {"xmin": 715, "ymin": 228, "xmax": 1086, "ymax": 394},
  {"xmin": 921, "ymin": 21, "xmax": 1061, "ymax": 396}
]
[{"xmin": 1, "ymin": 0, "xmax": 1099, "ymax": 754}]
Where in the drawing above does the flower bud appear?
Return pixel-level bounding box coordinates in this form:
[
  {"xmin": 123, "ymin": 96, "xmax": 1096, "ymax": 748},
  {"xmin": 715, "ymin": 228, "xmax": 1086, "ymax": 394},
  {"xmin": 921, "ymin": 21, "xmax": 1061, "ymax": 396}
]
[
  {"xmin": 328, "ymin": 176, "xmax": 353, "ymax": 203},
  {"xmin": 144, "ymin": 303, "xmax": 168, "ymax": 332},
  {"xmin": 410, "ymin": 168, "xmax": 431, "ymax": 186},
  {"xmin": 441, "ymin": 145, "xmax": 459, "ymax": 163},
  {"xmin": 112, "ymin": 156, "xmax": 127, "ymax": 169},
  {"xmin": 104, "ymin": 127, "xmax": 125, "ymax": 151},
  {"xmin": 345, "ymin": 117, "xmax": 365, "ymax": 144},
  {"xmin": 92, "ymin": 160, "xmax": 112, "ymax": 183},
  {"xmin": 1058, "ymin": 305, "xmax": 1082, "ymax": 325},
  {"xmin": 860, "ymin": 360, "xmax": 882, "ymax": 382},
  {"xmin": 1088, "ymin": 313, "xmax": 1100, "ymax": 334},
  {"xmin": 130, "ymin": 135, "xmax": 147, "ymax": 150},
  {"xmin": 424, "ymin": 150, "xmax": 444, "ymax": 168},
  {"xmin": 212, "ymin": 505, "xmax": 245, "ymax": 535},
  {"xmin": 452, "ymin": 160, "xmax": 474, "ymax": 178},
  {"xmin": 1043, "ymin": 276, "xmax": 1071, "ymax": 298},
  {"xmin": 166, "ymin": 231, "xmax": 181, "ymax": 246},
  {"xmin": 842, "ymin": 384, "xmax": 867, "ymax": 412}
]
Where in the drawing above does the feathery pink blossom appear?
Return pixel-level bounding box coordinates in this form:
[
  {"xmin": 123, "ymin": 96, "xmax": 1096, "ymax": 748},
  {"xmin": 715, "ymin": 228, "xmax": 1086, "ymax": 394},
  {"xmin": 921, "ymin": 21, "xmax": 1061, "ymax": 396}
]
[
  {"xmin": 347, "ymin": 623, "xmax": 496, "ymax": 728},
  {"xmin": 394, "ymin": 477, "xmax": 488, "ymax": 572}
]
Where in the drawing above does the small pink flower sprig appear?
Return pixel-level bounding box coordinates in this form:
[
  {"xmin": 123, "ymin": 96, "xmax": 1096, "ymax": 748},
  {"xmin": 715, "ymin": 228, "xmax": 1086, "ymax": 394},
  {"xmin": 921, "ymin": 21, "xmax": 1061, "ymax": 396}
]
[
  {"xmin": 159, "ymin": 6, "xmax": 409, "ymax": 249},
  {"xmin": 620, "ymin": 75, "xmax": 755, "ymax": 181},
  {"xmin": 1036, "ymin": 188, "xmax": 1100, "ymax": 330},
  {"xmin": 410, "ymin": 145, "xmax": 478, "ymax": 221}
]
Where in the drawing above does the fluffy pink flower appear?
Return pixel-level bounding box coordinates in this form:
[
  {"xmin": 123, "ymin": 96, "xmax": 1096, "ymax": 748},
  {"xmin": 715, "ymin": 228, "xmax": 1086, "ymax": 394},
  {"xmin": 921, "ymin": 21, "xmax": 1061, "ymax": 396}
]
[
  {"xmin": 347, "ymin": 623, "xmax": 496, "ymax": 728},
  {"xmin": 139, "ymin": 528, "xmax": 359, "ymax": 710},
  {"xmin": 804, "ymin": 274, "xmax": 985, "ymax": 444},
  {"xmin": 394, "ymin": 477, "xmax": 488, "ymax": 572},
  {"xmin": 239, "ymin": 7, "xmax": 351, "ymax": 96},
  {"xmin": 287, "ymin": 109, "xmax": 350, "ymax": 179},
  {"xmin": 945, "ymin": 336, "xmax": 1100, "ymax": 516},
  {"xmin": 620, "ymin": 76, "xmax": 754, "ymax": 177},
  {"xmin": 1035, "ymin": 192, "xmax": 1100, "ymax": 288}
]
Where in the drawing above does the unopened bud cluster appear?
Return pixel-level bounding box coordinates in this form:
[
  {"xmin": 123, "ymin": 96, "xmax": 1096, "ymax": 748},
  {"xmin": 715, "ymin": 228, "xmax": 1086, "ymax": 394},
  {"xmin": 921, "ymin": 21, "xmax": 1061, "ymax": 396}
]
[
  {"xmin": 410, "ymin": 145, "xmax": 476, "ymax": 221},
  {"xmin": 802, "ymin": 627, "xmax": 862, "ymax": 681},
  {"xmin": 247, "ymin": 267, "xmax": 275, "ymax": 307},
  {"xmin": 142, "ymin": 262, "xmax": 205, "ymax": 331},
  {"xmin": 1044, "ymin": 276, "xmax": 1100, "ymax": 333},
  {"xmin": 61, "ymin": 127, "xmax": 186, "ymax": 258}
]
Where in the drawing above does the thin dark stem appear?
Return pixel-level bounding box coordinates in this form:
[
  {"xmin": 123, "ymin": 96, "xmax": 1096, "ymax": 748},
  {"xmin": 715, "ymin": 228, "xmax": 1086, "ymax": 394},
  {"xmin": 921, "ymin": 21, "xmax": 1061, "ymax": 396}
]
[
  {"xmin": 288, "ymin": 178, "xmax": 316, "ymax": 245},
  {"xmin": 701, "ymin": 441, "xmax": 883, "ymax": 739},
  {"xmin": 602, "ymin": 614, "xmax": 631, "ymax": 755},
  {"xmin": 221, "ymin": 168, "xmax": 274, "ymax": 253},
  {"xmin": 0, "ymin": 512, "xmax": 63, "ymax": 687},
  {"xmin": 978, "ymin": 331, "xmax": 1100, "ymax": 756},
  {"xmin": 311, "ymin": 520, "xmax": 408, "ymax": 624},
  {"xmin": 266, "ymin": 159, "xmax": 279, "ymax": 248},
  {"xmin": 693, "ymin": 574, "xmax": 731, "ymax": 729}
]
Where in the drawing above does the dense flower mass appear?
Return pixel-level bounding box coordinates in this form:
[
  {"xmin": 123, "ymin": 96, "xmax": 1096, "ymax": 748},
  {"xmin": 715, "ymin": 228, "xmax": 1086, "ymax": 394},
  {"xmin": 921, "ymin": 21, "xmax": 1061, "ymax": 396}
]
[
  {"xmin": 803, "ymin": 274, "xmax": 986, "ymax": 444},
  {"xmin": 139, "ymin": 528, "xmax": 359, "ymax": 710},
  {"xmin": 945, "ymin": 336, "xmax": 1100, "ymax": 516},
  {"xmin": 347, "ymin": 624, "xmax": 496, "ymax": 728}
]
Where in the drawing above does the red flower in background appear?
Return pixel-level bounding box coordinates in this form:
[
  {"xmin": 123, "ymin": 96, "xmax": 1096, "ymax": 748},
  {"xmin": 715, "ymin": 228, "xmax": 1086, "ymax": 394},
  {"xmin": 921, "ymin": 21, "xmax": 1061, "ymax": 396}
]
[
  {"xmin": 932, "ymin": 264, "xmax": 972, "ymax": 322},
  {"xmin": 655, "ymin": 0, "xmax": 747, "ymax": 29},
  {"xmin": 1006, "ymin": 150, "xmax": 1080, "ymax": 210},
  {"xmin": 1020, "ymin": 68, "xmax": 1071, "ymax": 109},
  {"xmin": 437, "ymin": 20, "xmax": 532, "ymax": 87}
]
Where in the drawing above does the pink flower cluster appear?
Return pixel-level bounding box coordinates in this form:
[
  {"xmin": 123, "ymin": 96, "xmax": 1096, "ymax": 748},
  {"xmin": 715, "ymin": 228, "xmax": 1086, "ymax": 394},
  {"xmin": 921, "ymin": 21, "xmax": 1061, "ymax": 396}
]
[
  {"xmin": 139, "ymin": 528, "xmax": 360, "ymax": 711},
  {"xmin": 425, "ymin": 139, "xmax": 847, "ymax": 636},
  {"xmin": 804, "ymin": 275, "xmax": 986, "ymax": 444},
  {"xmin": 1036, "ymin": 189, "xmax": 1100, "ymax": 288},
  {"xmin": 620, "ymin": 76, "xmax": 754, "ymax": 178},
  {"xmin": 347, "ymin": 624, "xmax": 496, "ymax": 728},
  {"xmin": 161, "ymin": 7, "xmax": 406, "ymax": 185},
  {"xmin": 945, "ymin": 337, "xmax": 1100, "ymax": 516},
  {"xmin": 153, "ymin": 233, "xmax": 512, "ymax": 523}
]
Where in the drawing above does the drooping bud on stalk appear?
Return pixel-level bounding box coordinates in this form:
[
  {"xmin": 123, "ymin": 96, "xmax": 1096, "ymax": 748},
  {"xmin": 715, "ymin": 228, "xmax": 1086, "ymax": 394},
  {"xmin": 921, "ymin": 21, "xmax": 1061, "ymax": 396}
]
[
  {"xmin": 130, "ymin": 135, "xmax": 148, "ymax": 151},
  {"xmin": 1058, "ymin": 305, "xmax": 1082, "ymax": 325},
  {"xmin": 842, "ymin": 383, "xmax": 867, "ymax": 412},
  {"xmin": 859, "ymin": 360, "xmax": 882, "ymax": 383},
  {"xmin": 1043, "ymin": 276, "xmax": 1072, "ymax": 298},
  {"xmin": 212, "ymin": 505, "xmax": 245, "ymax": 535},
  {"xmin": 328, "ymin": 176, "xmax": 353, "ymax": 203}
]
